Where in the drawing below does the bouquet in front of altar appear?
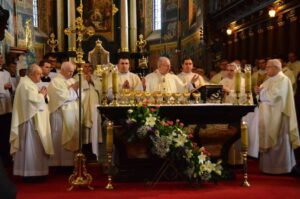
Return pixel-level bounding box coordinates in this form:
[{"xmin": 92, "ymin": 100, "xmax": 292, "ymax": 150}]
[{"xmin": 125, "ymin": 105, "xmax": 223, "ymax": 182}]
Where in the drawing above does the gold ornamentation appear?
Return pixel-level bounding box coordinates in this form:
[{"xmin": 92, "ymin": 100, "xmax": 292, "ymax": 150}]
[
  {"xmin": 136, "ymin": 34, "xmax": 147, "ymax": 53},
  {"xmin": 25, "ymin": 19, "xmax": 32, "ymax": 48},
  {"xmin": 112, "ymin": 3, "xmax": 119, "ymax": 16},
  {"xmin": 241, "ymin": 121, "xmax": 250, "ymax": 187},
  {"xmin": 64, "ymin": 0, "xmax": 94, "ymax": 191},
  {"xmin": 67, "ymin": 153, "xmax": 94, "ymax": 191},
  {"xmin": 47, "ymin": 33, "xmax": 59, "ymax": 53},
  {"xmin": 106, "ymin": 121, "xmax": 114, "ymax": 190}
]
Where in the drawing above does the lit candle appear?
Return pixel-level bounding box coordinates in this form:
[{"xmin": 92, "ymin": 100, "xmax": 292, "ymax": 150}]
[
  {"xmin": 112, "ymin": 70, "xmax": 119, "ymax": 94},
  {"xmin": 234, "ymin": 69, "xmax": 241, "ymax": 93},
  {"xmin": 102, "ymin": 71, "xmax": 108, "ymax": 94},
  {"xmin": 241, "ymin": 121, "xmax": 248, "ymax": 149},
  {"xmin": 106, "ymin": 122, "xmax": 114, "ymax": 153},
  {"xmin": 245, "ymin": 68, "xmax": 252, "ymax": 93}
]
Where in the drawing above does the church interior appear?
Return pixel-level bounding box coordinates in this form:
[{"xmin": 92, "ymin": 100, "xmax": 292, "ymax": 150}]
[{"xmin": 1, "ymin": 0, "xmax": 300, "ymax": 199}]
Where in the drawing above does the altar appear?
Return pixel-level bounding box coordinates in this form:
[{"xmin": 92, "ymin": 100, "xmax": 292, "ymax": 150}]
[{"xmin": 97, "ymin": 104, "xmax": 256, "ymax": 181}]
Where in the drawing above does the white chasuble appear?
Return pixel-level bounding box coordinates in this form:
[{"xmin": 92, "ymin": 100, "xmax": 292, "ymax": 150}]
[{"xmin": 48, "ymin": 74, "xmax": 79, "ymax": 152}]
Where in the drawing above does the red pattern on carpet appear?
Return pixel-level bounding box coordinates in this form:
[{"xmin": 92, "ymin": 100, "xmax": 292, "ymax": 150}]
[{"xmin": 12, "ymin": 159, "xmax": 300, "ymax": 199}]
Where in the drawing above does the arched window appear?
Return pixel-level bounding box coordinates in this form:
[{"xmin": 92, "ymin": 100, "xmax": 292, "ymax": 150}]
[
  {"xmin": 153, "ymin": 0, "xmax": 161, "ymax": 30},
  {"xmin": 33, "ymin": 0, "xmax": 38, "ymax": 27}
]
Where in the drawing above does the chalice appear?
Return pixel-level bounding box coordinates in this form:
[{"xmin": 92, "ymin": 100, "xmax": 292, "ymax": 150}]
[
  {"xmin": 173, "ymin": 93, "xmax": 182, "ymax": 104},
  {"xmin": 164, "ymin": 93, "xmax": 173, "ymax": 104},
  {"xmin": 192, "ymin": 92, "xmax": 201, "ymax": 104},
  {"xmin": 183, "ymin": 92, "xmax": 191, "ymax": 104}
]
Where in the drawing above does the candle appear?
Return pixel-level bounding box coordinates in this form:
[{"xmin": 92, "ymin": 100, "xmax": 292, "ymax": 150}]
[
  {"xmin": 241, "ymin": 121, "xmax": 248, "ymax": 149},
  {"xmin": 106, "ymin": 122, "xmax": 114, "ymax": 153},
  {"xmin": 102, "ymin": 71, "xmax": 108, "ymax": 94},
  {"xmin": 112, "ymin": 70, "xmax": 119, "ymax": 94},
  {"xmin": 245, "ymin": 69, "xmax": 251, "ymax": 93},
  {"xmin": 234, "ymin": 70, "xmax": 241, "ymax": 93}
]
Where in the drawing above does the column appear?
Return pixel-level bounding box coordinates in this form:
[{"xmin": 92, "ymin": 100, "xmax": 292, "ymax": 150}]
[
  {"xmin": 129, "ymin": 0, "xmax": 137, "ymax": 52},
  {"xmin": 67, "ymin": 0, "xmax": 76, "ymax": 51},
  {"xmin": 120, "ymin": 0, "xmax": 129, "ymax": 52},
  {"xmin": 56, "ymin": 0, "xmax": 64, "ymax": 51},
  {"xmin": 266, "ymin": 22, "xmax": 274, "ymax": 58},
  {"xmin": 287, "ymin": 9, "xmax": 298, "ymax": 53}
]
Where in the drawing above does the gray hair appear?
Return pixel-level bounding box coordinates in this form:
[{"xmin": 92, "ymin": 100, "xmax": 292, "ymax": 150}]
[
  {"xmin": 157, "ymin": 56, "xmax": 170, "ymax": 67},
  {"xmin": 27, "ymin": 64, "xmax": 41, "ymax": 75},
  {"xmin": 267, "ymin": 59, "xmax": 282, "ymax": 70},
  {"xmin": 61, "ymin": 61, "xmax": 75, "ymax": 71}
]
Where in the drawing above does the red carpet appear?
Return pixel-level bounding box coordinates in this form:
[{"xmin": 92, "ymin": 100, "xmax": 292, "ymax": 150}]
[{"xmin": 12, "ymin": 159, "xmax": 300, "ymax": 199}]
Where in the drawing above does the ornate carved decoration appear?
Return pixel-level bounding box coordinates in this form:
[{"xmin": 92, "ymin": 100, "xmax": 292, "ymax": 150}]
[{"xmin": 287, "ymin": 10, "xmax": 297, "ymax": 23}]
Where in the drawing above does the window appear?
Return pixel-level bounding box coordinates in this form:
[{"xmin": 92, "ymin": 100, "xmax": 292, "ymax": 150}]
[
  {"xmin": 33, "ymin": 0, "xmax": 38, "ymax": 27},
  {"xmin": 153, "ymin": 0, "xmax": 161, "ymax": 30}
]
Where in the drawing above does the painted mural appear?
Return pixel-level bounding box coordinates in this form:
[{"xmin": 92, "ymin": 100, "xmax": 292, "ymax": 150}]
[
  {"xmin": 162, "ymin": 0, "xmax": 178, "ymax": 42},
  {"xmin": 83, "ymin": 0, "xmax": 114, "ymax": 41}
]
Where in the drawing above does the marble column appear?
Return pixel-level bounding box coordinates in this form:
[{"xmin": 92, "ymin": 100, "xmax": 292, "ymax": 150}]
[
  {"xmin": 67, "ymin": 0, "xmax": 76, "ymax": 51},
  {"xmin": 120, "ymin": 0, "xmax": 129, "ymax": 52},
  {"xmin": 56, "ymin": 0, "xmax": 64, "ymax": 51},
  {"xmin": 129, "ymin": 0, "xmax": 137, "ymax": 53}
]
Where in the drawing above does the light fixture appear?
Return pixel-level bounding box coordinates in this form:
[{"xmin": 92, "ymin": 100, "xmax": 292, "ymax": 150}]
[
  {"xmin": 226, "ymin": 28, "xmax": 232, "ymax": 35},
  {"xmin": 268, "ymin": 8, "xmax": 276, "ymax": 18}
]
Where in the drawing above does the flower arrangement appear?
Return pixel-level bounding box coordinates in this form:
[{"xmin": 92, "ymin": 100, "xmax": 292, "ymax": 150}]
[{"xmin": 125, "ymin": 105, "xmax": 223, "ymax": 182}]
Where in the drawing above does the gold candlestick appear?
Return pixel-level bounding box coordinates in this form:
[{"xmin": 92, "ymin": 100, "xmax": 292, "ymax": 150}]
[
  {"xmin": 101, "ymin": 71, "xmax": 108, "ymax": 105},
  {"xmin": 112, "ymin": 70, "xmax": 119, "ymax": 106},
  {"xmin": 241, "ymin": 121, "xmax": 250, "ymax": 187},
  {"xmin": 245, "ymin": 66, "xmax": 252, "ymax": 105},
  {"xmin": 234, "ymin": 68, "xmax": 241, "ymax": 105},
  {"xmin": 106, "ymin": 121, "xmax": 114, "ymax": 190}
]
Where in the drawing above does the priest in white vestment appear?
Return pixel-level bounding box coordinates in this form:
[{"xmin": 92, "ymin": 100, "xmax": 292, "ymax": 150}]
[
  {"xmin": 114, "ymin": 57, "xmax": 143, "ymax": 91},
  {"xmin": 10, "ymin": 64, "xmax": 54, "ymax": 177},
  {"xmin": 73, "ymin": 63, "xmax": 102, "ymax": 162},
  {"xmin": 177, "ymin": 57, "xmax": 207, "ymax": 92},
  {"xmin": 145, "ymin": 57, "xmax": 197, "ymax": 93},
  {"xmin": 219, "ymin": 62, "xmax": 251, "ymax": 104},
  {"xmin": 48, "ymin": 62, "xmax": 79, "ymax": 166},
  {"xmin": 246, "ymin": 59, "xmax": 300, "ymax": 174}
]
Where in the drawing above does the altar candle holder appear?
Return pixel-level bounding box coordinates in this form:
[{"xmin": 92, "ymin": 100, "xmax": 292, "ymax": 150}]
[
  {"xmin": 105, "ymin": 121, "xmax": 114, "ymax": 190},
  {"xmin": 101, "ymin": 71, "xmax": 108, "ymax": 106},
  {"xmin": 234, "ymin": 68, "xmax": 242, "ymax": 105},
  {"xmin": 241, "ymin": 121, "xmax": 250, "ymax": 187},
  {"xmin": 245, "ymin": 66, "xmax": 252, "ymax": 105},
  {"xmin": 112, "ymin": 70, "xmax": 119, "ymax": 106}
]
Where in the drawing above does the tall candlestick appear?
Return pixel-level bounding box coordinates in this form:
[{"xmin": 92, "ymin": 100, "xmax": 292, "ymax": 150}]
[
  {"xmin": 102, "ymin": 71, "xmax": 108, "ymax": 93},
  {"xmin": 245, "ymin": 67, "xmax": 252, "ymax": 93},
  {"xmin": 241, "ymin": 121, "xmax": 248, "ymax": 149},
  {"xmin": 112, "ymin": 70, "xmax": 119, "ymax": 94},
  {"xmin": 106, "ymin": 122, "xmax": 114, "ymax": 153},
  {"xmin": 234, "ymin": 70, "xmax": 241, "ymax": 93}
]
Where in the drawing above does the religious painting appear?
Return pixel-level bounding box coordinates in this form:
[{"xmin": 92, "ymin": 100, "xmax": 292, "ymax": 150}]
[
  {"xmin": 2, "ymin": 0, "xmax": 14, "ymax": 35},
  {"xmin": 189, "ymin": 0, "xmax": 202, "ymax": 30},
  {"xmin": 161, "ymin": 0, "xmax": 179, "ymax": 42},
  {"xmin": 83, "ymin": 0, "xmax": 114, "ymax": 41}
]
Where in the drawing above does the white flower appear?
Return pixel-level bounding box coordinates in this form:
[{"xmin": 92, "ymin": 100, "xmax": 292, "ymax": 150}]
[
  {"xmin": 128, "ymin": 109, "xmax": 133, "ymax": 113},
  {"xmin": 145, "ymin": 114, "xmax": 156, "ymax": 127},
  {"xmin": 198, "ymin": 153, "xmax": 207, "ymax": 164},
  {"xmin": 186, "ymin": 149, "xmax": 193, "ymax": 159},
  {"xmin": 204, "ymin": 160, "xmax": 214, "ymax": 173},
  {"xmin": 174, "ymin": 133, "xmax": 187, "ymax": 147}
]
